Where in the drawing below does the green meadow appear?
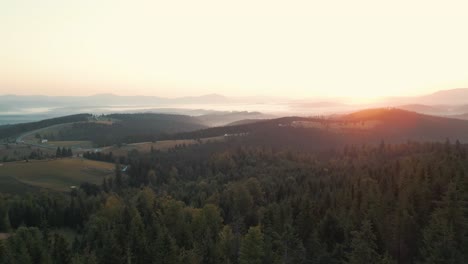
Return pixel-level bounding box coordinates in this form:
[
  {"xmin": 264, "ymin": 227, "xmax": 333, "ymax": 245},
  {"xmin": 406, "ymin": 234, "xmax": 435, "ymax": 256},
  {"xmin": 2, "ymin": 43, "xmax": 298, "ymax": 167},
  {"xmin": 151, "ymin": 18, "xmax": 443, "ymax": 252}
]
[{"xmin": 0, "ymin": 158, "xmax": 114, "ymax": 193}]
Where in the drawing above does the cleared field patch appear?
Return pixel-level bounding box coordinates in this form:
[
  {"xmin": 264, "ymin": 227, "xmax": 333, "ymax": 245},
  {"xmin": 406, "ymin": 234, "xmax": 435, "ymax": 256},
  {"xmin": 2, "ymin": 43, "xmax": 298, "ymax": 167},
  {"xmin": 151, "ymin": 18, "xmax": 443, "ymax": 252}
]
[
  {"xmin": 0, "ymin": 158, "xmax": 114, "ymax": 193},
  {"xmin": 0, "ymin": 233, "xmax": 11, "ymax": 240},
  {"xmin": 46, "ymin": 140, "xmax": 93, "ymax": 148},
  {"xmin": 21, "ymin": 123, "xmax": 73, "ymax": 143},
  {"xmin": 88, "ymin": 120, "xmax": 114, "ymax": 125},
  {"xmin": 0, "ymin": 173, "xmax": 37, "ymax": 194},
  {"xmin": 290, "ymin": 120, "xmax": 382, "ymax": 133},
  {"xmin": 0, "ymin": 144, "xmax": 55, "ymax": 161},
  {"xmin": 102, "ymin": 136, "xmax": 225, "ymax": 156}
]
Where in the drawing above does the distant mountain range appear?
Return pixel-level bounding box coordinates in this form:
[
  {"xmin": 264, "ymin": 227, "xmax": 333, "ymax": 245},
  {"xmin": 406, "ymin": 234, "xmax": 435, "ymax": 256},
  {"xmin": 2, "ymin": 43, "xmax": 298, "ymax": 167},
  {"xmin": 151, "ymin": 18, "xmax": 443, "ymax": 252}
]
[{"xmin": 2, "ymin": 88, "xmax": 468, "ymax": 123}]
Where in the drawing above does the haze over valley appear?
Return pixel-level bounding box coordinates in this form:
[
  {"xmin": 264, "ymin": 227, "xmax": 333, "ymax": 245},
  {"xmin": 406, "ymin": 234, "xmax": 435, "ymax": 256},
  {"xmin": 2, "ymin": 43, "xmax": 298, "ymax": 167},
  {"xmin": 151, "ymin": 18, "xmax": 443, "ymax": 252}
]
[
  {"xmin": 3, "ymin": 88, "xmax": 468, "ymax": 126},
  {"xmin": 1, "ymin": 1, "xmax": 468, "ymax": 264}
]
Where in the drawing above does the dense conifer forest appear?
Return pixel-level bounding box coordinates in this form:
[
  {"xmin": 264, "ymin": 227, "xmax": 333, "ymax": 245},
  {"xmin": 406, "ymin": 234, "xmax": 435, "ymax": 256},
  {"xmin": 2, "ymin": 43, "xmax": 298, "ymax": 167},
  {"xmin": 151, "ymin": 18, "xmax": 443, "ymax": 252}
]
[{"xmin": 0, "ymin": 140, "xmax": 467, "ymax": 263}]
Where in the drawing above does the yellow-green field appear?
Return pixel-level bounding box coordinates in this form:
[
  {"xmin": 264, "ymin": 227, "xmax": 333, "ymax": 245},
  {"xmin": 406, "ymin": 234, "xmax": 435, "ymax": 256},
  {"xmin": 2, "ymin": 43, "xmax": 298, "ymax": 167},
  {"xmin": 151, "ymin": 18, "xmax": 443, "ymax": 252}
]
[
  {"xmin": 102, "ymin": 137, "xmax": 225, "ymax": 156},
  {"xmin": 20, "ymin": 122, "xmax": 95, "ymax": 149},
  {"xmin": 0, "ymin": 158, "xmax": 114, "ymax": 193},
  {"xmin": 46, "ymin": 140, "xmax": 93, "ymax": 148},
  {"xmin": 22, "ymin": 123, "xmax": 73, "ymax": 143},
  {"xmin": 291, "ymin": 120, "xmax": 382, "ymax": 133},
  {"xmin": 0, "ymin": 144, "xmax": 55, "ymax": 160}
]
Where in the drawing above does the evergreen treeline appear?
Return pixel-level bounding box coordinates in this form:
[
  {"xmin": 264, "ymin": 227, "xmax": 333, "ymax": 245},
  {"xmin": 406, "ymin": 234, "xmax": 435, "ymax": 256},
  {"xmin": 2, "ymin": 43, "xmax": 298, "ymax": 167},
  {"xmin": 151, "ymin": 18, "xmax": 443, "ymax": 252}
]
[
  {"xmin": 56, "ymin": 147, "xmax": 73, "ymax": 158},
  {"xmin": 0, "ymin": 141, "xmax": 467, "ymax": 263}
]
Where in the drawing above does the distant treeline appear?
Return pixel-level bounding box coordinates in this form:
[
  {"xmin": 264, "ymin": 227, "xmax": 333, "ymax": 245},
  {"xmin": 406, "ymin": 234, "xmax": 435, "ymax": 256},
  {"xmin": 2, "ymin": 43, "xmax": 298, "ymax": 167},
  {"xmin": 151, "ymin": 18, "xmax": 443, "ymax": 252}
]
[
  {"xmin": 83, "ymin": 151, "xmax": 126, "ymax": 164},
  {"xmin": 55, "ymin": 147, "xmax": 73, "ymax": 158}
]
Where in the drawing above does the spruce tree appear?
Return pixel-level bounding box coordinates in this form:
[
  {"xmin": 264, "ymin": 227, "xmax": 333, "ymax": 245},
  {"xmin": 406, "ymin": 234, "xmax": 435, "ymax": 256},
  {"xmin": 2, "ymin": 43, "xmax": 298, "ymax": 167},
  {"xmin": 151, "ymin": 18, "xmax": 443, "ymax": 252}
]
[
  {"xmin": 419, "ymin": 184, "xmax": 467, "ymax": 264},
  {"xmin": 239, "ymin": 226, "xmax": 264, "ymax": 264},
  {"xmin": 51, "ymin": 234, "xmax": 71, "ymax": 264},
  {"xmin": 347, "ymin": 220, "xmax": 379, "ymax": 264}
]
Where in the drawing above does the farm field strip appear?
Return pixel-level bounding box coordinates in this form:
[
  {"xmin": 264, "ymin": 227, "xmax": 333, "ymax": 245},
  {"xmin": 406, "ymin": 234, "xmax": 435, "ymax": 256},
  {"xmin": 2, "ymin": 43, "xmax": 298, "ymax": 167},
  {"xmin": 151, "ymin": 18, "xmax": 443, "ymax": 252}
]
[{"xmin": 0, "ymin": 158, "xmax": 114, "ymax": 193}]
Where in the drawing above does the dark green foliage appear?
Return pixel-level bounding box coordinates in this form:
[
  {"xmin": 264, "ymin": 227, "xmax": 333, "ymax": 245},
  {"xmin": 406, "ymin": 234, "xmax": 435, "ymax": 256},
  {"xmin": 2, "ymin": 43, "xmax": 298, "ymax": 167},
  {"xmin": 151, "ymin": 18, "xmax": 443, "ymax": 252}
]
[
  {"xmin": 346, "ymin": 220, "xmax": 379, "ymax": 264},
  {"xmin": 0, "ymin": 141, "xmax": 467, "ymax": 263},
  {"xmin": 56, "ymin": 147, "xmax": 72, "ymax": 158},
  {"xmin": 239, "ymin": 226, "xmax": 264, "ymax": 264},
  {"xmin": 418, "ymin": 184, "xmax": 468, "ymax": 264},
  {"xmin": 0, "ymin": 227, "xmax": 49, "ymax": 264},
  {"xmin": 51, "ymin": 233, "xmax": 71, "ymax": 264}
]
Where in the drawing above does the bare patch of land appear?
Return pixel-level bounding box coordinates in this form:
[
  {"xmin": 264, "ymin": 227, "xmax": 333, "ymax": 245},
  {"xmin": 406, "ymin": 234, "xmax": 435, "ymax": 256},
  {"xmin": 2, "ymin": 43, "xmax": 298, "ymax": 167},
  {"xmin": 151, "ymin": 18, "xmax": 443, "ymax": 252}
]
[{"xmin": 102, "ymin": 136, "xmax": 225, "ymax": 156}]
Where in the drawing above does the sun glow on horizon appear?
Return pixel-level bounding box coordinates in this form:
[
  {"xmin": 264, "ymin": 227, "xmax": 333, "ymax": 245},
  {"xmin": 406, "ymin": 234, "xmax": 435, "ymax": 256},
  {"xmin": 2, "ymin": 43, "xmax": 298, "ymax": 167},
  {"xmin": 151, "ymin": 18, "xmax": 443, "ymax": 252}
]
[{"xmin": 1, "ymin": 0, "xmax": 468, "ymax": 99}]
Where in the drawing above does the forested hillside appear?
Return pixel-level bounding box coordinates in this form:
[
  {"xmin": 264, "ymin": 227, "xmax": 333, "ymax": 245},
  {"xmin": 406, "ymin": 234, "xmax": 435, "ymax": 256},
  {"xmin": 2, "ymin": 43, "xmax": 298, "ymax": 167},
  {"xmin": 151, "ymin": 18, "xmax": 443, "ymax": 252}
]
[
  {"xmin": 0, "ymin": 140, "xmax": 467, "ymax": 263},
  {"xmin": 0, "ymin": 114, "xmax": 91, "ymax": 141},
  {"xmin": 47, "ymin": 114, "xmax": 207, "ymax": 146},
  {"xmin": 169, "ymin": 108, "xmax": 468, "ymax": 147}
]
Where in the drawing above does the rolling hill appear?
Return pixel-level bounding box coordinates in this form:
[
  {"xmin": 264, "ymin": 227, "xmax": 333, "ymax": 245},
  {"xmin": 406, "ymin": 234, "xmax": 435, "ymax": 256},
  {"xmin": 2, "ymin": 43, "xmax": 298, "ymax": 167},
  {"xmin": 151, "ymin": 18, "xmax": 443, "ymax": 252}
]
[
  {"xmin": 342, "ymin": 108, "xmax": 468, "ymax": 142},
  {"xmin": 167, "ymin": 108, "xmax": 468, "ymax": 151},
  {"xmin": 0, "ymin": 113, "xmax": 208, "ymax": 148},
  {"xmin": 45, "ymin": 113, "xmax": 208, "ymax": 146},
  {"xmin": 384, "ymin": 88, "xmax": 468, "ymax": 106},
  {"xmin": 0, "ymin": 114, "xmax": 91, "ymax": 141},
  {"xmin": 197, "ymin": 111, "xmax": 273, "ymax": 126}
]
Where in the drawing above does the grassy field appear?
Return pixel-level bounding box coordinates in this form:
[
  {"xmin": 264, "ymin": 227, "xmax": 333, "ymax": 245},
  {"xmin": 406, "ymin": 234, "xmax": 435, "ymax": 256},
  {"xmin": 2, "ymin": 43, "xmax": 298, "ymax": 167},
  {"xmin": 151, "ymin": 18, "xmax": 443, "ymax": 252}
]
[
  {"xmin": 20, "ymin": 123, "xmax": 95, "ymax": 149},
  {"xmin": 21, "ymin": 123, "xmax": 73, "ymax": 143},
  {"xmin": 102, "ymin": 136, "xmax": 225, "ymax": 156},
  {"xmin": 291, "ymin": 120, "xmax": 382, "ymax": 132},
  {"xmin": 0, "ymin": 143, "xmax": 56, "ymax": 161},
  {"xmin": 46, "ymin": 140, "xmax": 93, "ymax": 148},
  {"xmin": 0, "ymin": 158, "xmax": 114, "ymax": 193}
]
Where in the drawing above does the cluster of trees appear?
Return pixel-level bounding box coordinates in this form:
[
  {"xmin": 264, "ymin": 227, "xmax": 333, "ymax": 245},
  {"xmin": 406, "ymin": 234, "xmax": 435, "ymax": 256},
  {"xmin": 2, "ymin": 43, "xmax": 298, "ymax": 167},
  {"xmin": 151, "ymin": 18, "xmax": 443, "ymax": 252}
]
[
  {"xmin": 28, "ymin": 149, "xmax": 49, "ymax": 160},
  {"xmin": 83, "ymin": 151, "xmax": 119, "ymax": 164},
  {"xmin": 0, "ymin": 227, "xmax": 72, "ymax": 264},
  {"xmin": 1, "ymin": 148, "xmax": 53, "ymax": 162},
  {"xmin": 56, "ymin": 147, "xmax": 73, "ymax": 158},
  {"xmin": 0, "ymin": 141, "xmax": 467, "ymax": 263}
]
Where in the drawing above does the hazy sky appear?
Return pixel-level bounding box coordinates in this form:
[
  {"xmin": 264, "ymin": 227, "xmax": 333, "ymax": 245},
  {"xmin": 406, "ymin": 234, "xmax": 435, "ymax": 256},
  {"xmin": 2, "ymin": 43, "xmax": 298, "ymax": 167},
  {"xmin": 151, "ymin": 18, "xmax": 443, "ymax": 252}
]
[{"xmin": 1, "ymin": 0, "xmax": 468, "ymax": 99}]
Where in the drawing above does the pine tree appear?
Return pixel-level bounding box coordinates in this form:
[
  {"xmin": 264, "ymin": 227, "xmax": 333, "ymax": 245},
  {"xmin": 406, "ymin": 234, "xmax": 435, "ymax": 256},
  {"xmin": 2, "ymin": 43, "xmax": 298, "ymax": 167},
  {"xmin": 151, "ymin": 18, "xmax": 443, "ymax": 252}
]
[
  {"xmin": 61, "ymin": 147, "xmax": 67, "ymax": 158},
  {"xmin": 115, "ymin": 163, "xmax": 123, "ymax": 189},
  {"xmin": 219, "ymin": 225, "xmax": 237, "ymax": 264},
  {"xmin": 279, "ymin": 224, "xmax": 305, "ymax": 264},
  {"xmin": 419, "ymin": 183, "xmax": 467, "ymax": 264},
  {"xmin": 51, "ymin": 233, "xmax": 71, "ymax": 264},
  {"xmin": 239, "ymin": 226, "xmax": 264, "ymax": 264},
  {"xmin": 347, "ymin": 220, "xmax": 379, "ymax": 264},
  {"xmin": 102, "ymin": 178, "xmax": 109, "ymax": 193}
]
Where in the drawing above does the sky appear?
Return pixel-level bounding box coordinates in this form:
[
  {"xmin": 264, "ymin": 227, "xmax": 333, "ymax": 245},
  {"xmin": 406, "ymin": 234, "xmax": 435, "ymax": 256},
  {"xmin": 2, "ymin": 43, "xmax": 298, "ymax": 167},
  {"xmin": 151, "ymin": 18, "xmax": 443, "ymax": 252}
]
[{"xmin": 1, "ymin": 0, "xmax": 468, "ymax": 99}]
